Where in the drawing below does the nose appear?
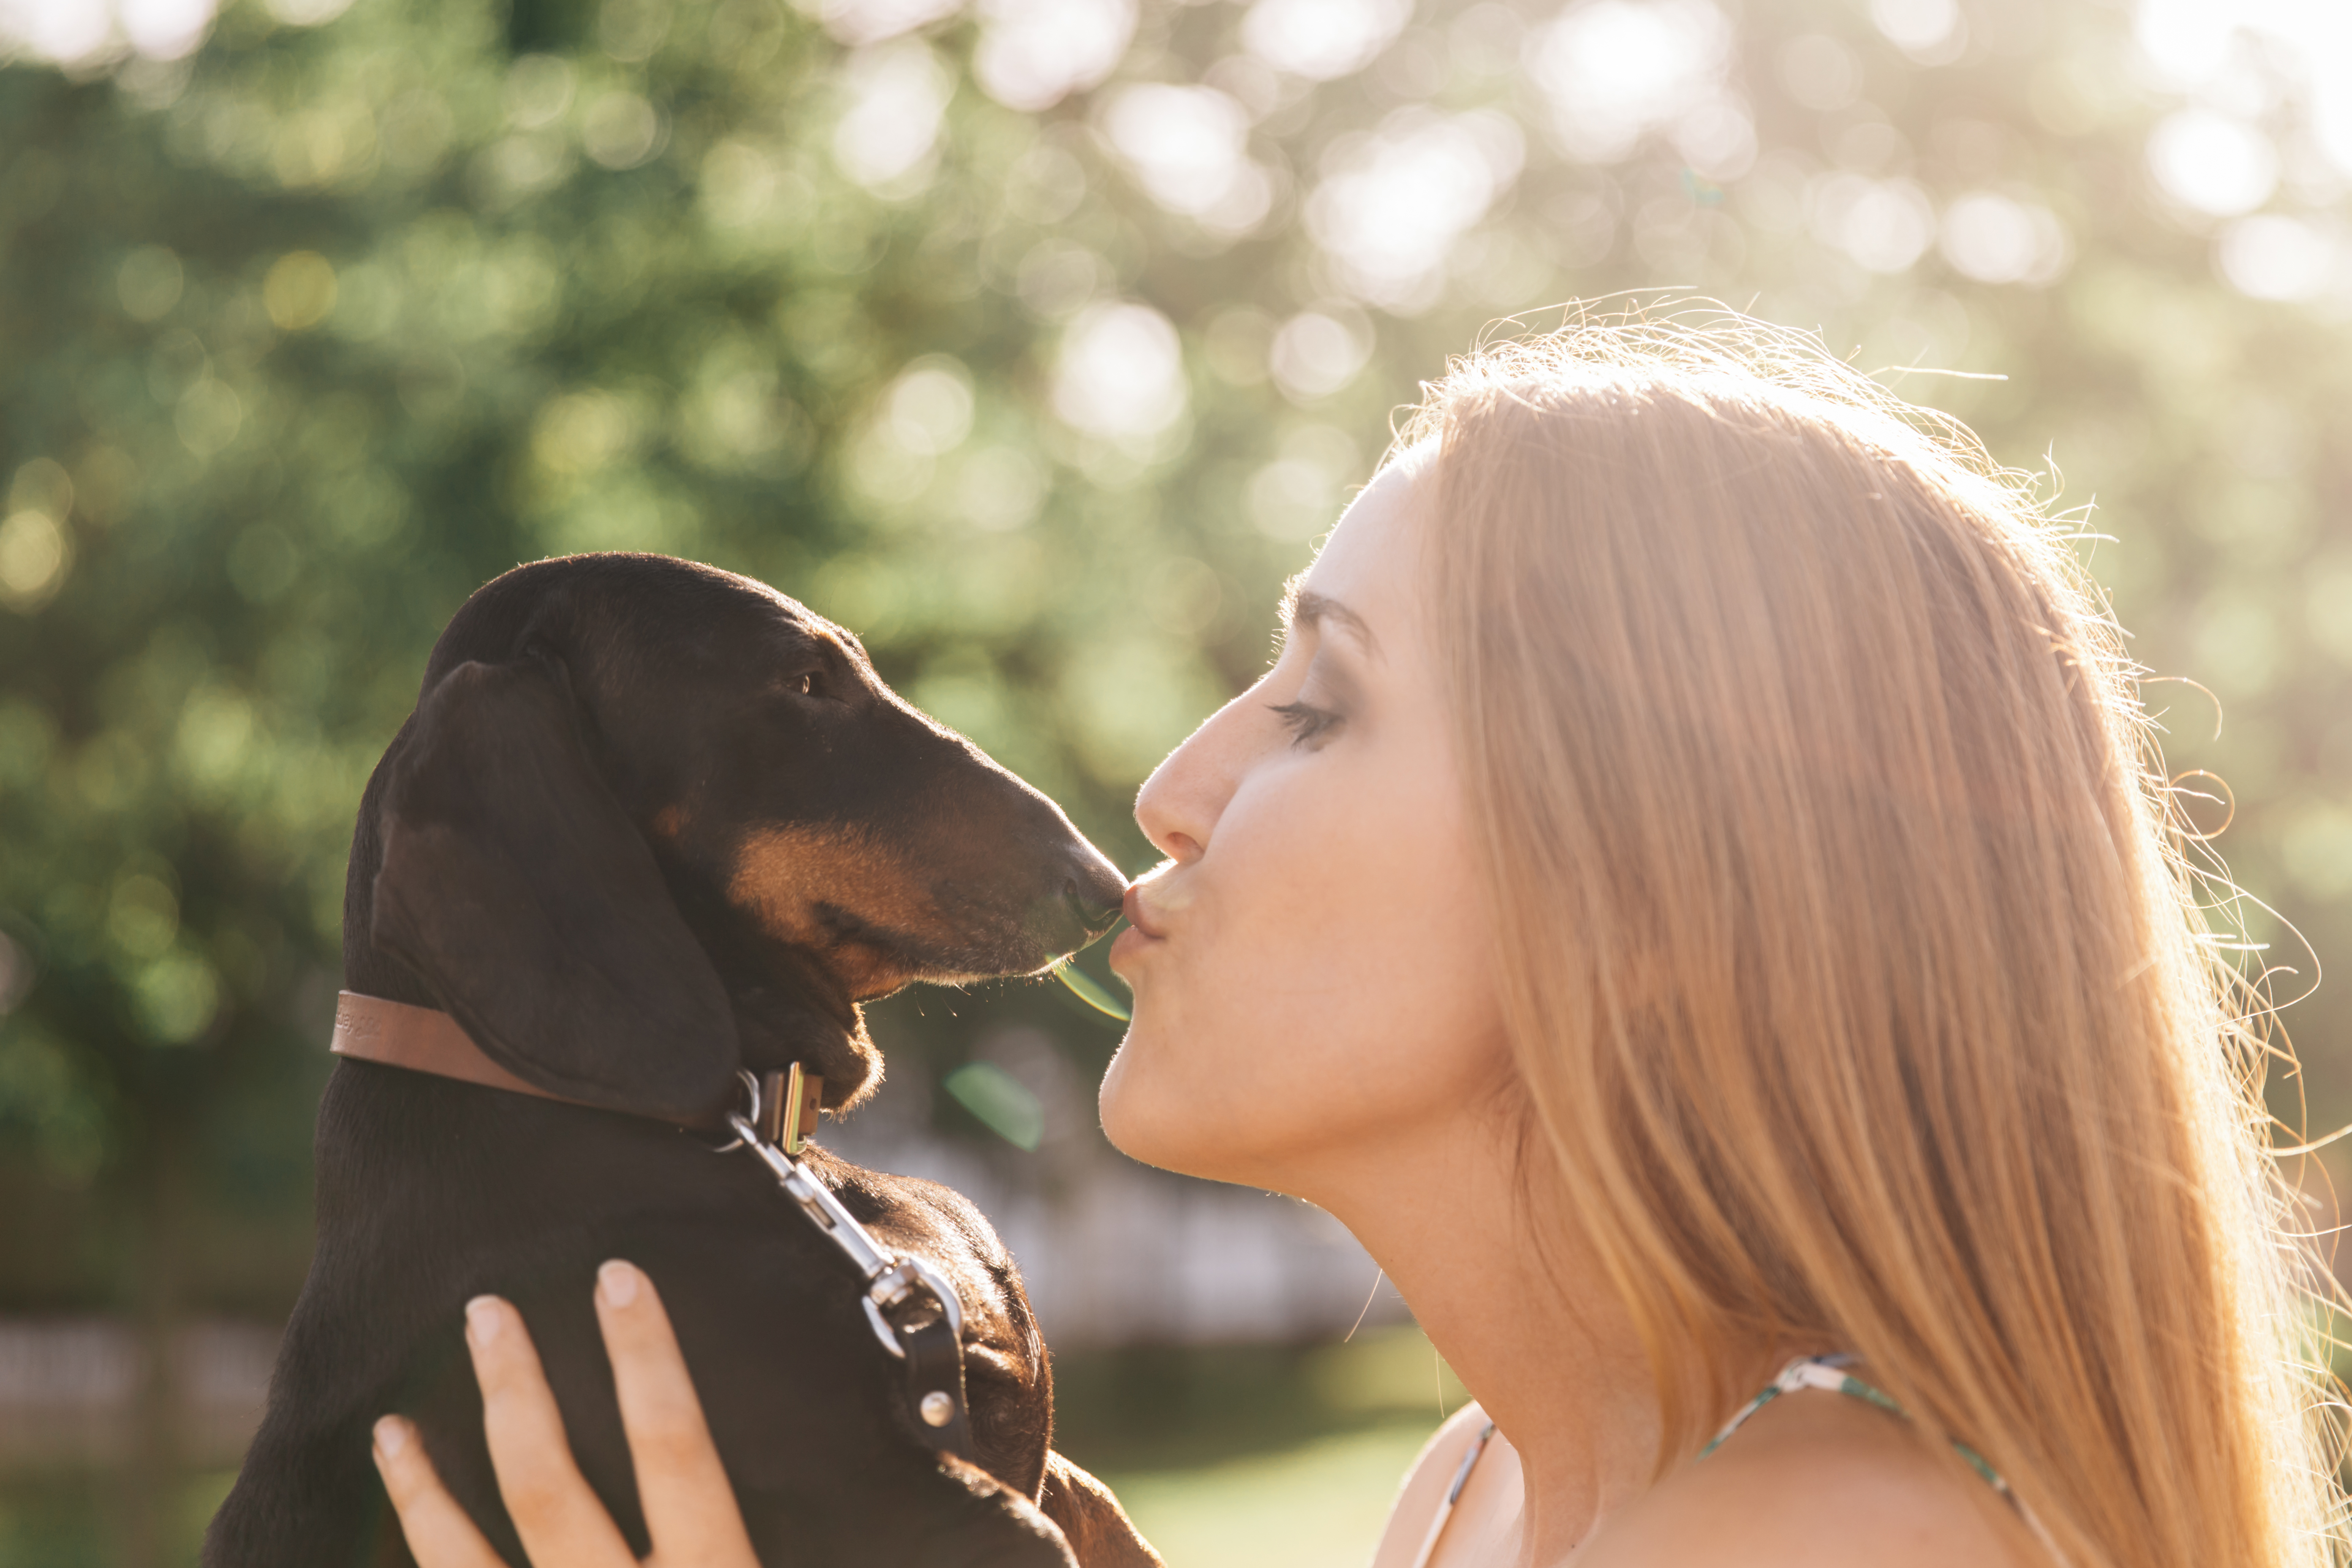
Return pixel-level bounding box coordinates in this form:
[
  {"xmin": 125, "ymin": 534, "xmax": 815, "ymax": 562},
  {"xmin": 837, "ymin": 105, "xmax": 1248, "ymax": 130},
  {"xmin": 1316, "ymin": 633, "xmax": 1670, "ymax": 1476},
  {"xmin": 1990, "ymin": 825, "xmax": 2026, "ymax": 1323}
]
[
  {"xmin": 1060, "ymin": 846, "xmax": 1129, "ymax": 941},
  {"xmin": 1132, "ymin": 685, "xmax": 1255, "ymax": 867}
]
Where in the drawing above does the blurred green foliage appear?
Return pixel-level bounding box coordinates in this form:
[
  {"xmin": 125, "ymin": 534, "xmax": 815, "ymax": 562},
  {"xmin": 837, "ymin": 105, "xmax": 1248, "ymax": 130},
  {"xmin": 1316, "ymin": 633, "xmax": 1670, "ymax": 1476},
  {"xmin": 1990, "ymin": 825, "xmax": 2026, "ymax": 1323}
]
[{"xmin": 1, "ymin": 0, "xmax": 2350, "ymax": 1540}]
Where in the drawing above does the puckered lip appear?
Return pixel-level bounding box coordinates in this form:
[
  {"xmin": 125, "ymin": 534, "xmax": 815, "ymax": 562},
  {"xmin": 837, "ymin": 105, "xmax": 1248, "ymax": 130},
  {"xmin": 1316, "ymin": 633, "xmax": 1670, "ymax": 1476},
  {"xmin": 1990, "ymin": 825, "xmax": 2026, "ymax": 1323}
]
[{"xmin": 1120, "ymin": 882, "xmax": 1169, "ymax": 940}]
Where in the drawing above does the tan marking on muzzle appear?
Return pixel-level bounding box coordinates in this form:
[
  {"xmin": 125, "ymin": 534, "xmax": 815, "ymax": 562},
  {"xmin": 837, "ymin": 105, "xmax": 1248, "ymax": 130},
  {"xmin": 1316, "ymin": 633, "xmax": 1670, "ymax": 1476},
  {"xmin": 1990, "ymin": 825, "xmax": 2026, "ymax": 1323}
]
[{"xmin": 727, "ymin": 824, "xmax": 942, "ymax": 997}]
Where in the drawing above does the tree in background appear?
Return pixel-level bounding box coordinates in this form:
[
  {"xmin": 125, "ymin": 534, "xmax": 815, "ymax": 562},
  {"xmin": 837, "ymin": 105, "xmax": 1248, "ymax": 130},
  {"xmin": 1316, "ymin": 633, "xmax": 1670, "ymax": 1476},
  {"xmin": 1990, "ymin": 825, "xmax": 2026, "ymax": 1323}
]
[{"xmin": 1, "ymin": 0, "xmax": 2348, "ymax": 1560}]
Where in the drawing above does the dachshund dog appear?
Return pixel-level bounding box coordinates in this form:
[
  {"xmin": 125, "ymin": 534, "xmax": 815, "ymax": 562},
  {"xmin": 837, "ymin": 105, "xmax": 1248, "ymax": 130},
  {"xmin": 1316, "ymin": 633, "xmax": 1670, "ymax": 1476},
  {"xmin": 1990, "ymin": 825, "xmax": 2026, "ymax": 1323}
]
[{"xmin": 205, "ymin": 554, "xmax": 1161, "ymax": 1568}]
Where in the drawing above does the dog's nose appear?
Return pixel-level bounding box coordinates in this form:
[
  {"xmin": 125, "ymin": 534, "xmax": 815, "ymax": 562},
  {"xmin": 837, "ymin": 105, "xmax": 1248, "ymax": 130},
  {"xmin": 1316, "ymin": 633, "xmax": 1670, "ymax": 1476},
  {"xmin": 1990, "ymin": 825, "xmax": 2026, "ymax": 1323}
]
[{"xmin": 1061, "ymin": 854, "xmax": 1128, "ymax": 941}]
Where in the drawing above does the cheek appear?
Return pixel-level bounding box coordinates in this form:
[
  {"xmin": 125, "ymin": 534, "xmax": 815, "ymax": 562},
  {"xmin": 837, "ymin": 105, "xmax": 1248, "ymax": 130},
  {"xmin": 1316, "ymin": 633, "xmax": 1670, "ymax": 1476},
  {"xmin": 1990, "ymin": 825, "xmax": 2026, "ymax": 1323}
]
[{"xmin": 1099, "ymin": 749, "xmax": 1506, "ymax": 1185}]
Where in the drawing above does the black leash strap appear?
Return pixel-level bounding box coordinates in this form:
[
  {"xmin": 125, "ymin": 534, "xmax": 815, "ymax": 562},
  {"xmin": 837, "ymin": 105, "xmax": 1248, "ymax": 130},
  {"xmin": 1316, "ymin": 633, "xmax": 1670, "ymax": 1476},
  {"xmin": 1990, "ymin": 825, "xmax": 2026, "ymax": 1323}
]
[
  {"xmin": 718, "ymin": 1071, "xmax": 977, "ymax": 1464},
  {"xmin": 897, "ymin": 1308, "xmax": 977, "ymax": 1461}
]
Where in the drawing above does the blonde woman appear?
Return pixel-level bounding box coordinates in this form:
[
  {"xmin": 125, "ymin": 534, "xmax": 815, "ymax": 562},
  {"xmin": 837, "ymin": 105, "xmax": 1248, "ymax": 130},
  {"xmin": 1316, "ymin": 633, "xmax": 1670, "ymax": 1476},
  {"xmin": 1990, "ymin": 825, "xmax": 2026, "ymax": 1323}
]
[{"xmin": 374, "ymin": 313, "xmax": 2343, "ymax": 1568}]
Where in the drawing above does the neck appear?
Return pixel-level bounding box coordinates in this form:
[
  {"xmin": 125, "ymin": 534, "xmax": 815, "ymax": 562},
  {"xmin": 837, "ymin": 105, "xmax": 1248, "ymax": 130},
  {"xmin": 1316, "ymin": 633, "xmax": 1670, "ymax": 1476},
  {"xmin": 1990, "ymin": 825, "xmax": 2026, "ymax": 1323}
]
[{"xmin": 1283, "ymin": 1109, "xmax": 1667, "ymax": 1568}]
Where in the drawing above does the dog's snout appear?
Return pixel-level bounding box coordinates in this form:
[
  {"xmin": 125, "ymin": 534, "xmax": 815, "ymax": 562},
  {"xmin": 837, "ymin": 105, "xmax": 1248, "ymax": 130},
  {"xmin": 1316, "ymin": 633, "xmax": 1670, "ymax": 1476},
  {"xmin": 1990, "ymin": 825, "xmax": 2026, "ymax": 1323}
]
[
  {"xmin": 1022, "ymin": 835, "xmax": 1126, "ymax": 957},
  {"xmin": 1062, "ymin": 858, "xmax": 1127, "ymax": 940}
]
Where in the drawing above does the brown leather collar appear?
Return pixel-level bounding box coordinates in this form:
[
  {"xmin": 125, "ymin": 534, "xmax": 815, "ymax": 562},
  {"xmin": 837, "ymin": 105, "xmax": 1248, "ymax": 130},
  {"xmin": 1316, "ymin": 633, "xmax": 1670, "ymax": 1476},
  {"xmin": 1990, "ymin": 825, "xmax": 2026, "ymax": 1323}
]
[
  {"xmin": 329, "ymin": 990, "xmax": 822, "ymax": 1149},
  {"xmin": 330, "ymin": 991, "xmax": 602, "ymax": 1109}
]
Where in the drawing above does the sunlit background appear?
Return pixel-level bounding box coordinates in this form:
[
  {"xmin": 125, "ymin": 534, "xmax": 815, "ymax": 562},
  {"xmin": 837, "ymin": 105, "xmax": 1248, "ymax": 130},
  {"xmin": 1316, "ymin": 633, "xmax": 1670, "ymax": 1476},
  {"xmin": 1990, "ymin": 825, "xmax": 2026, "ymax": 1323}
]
[{"xmin": 1, "ymin": 0, "xmax": 2349, "ymax": 1561}]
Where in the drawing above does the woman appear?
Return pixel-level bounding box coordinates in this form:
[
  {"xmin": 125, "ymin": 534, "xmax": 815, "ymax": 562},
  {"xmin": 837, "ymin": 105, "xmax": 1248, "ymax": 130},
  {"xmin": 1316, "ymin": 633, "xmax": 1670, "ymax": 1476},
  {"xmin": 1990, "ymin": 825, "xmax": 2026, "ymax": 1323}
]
[{"xmin": 371, "ymin": 314, "xmax": 2344, "ymax": 1567}]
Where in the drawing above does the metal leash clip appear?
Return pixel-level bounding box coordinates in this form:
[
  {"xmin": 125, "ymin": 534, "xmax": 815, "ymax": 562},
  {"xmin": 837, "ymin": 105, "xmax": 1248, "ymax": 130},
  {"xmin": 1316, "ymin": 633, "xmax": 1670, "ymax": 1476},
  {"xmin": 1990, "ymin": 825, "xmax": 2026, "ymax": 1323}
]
[{"xmin": 715, "ymin": 1069, "xmax": 976, "ymax": 1459}]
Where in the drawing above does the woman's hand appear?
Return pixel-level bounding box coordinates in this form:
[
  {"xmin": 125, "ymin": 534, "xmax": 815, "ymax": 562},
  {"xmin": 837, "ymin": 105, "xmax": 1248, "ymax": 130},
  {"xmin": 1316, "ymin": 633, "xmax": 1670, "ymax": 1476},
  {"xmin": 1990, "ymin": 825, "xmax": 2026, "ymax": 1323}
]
[{"xmin": 372, "ymin": 1259, "xmax": 759, "ymax": 1568}]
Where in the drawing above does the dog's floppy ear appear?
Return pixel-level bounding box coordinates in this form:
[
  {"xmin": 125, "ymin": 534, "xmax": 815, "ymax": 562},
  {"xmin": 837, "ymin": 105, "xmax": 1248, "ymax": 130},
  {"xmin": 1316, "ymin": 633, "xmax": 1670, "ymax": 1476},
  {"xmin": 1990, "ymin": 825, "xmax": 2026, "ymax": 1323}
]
[{"xmin": 371, "ymin": 657, "xmax": 740, "ymax": 1123}]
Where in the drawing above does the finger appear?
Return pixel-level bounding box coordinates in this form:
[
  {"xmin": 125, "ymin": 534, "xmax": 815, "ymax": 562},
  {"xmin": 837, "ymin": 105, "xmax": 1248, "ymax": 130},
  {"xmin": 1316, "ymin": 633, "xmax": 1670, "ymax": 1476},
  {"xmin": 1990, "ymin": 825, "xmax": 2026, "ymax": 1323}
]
[
  {"xmin": 595, "ymin": 1260, "xmax": 760, "ymax": 1568},
  {"xmin": 372, "ymin": 1416, "xmax": 509, "ymax": 1568},
  {"xmin": 465, "ymin": 1295, "xmax": 638, "ymax": 1568}
]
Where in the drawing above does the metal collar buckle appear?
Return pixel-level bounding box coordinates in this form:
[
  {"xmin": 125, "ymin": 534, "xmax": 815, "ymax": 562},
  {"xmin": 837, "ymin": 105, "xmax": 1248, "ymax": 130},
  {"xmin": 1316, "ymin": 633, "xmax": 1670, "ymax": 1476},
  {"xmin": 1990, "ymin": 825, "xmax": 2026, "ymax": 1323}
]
[{"xmin": 720, "ymin": 1072, "xmax": 969, "ymax": 1363}]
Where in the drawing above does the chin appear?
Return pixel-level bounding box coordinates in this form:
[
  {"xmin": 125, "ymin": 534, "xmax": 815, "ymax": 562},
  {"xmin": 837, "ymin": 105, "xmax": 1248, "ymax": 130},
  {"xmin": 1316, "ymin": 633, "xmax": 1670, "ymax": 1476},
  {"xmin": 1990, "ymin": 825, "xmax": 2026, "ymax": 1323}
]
[
  {"xmin": 1098, "ymin": 1017, "xmax": 1277, "ymax": 1189},
  {"xmin": 1098, "ymin": 1023, "xmax": 1201, "ymax": 1173},
  {"xmin": 1096, "ymin": 1027, "xmax": 1163, "ymax": 1163}
]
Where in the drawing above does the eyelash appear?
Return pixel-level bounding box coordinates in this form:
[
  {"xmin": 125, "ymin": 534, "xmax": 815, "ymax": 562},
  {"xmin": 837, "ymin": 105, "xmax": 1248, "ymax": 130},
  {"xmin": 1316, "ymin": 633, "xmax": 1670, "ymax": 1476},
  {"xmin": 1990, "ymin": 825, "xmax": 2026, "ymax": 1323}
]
[{"xmin": 1269, "ymin": 699, "xmax": 1341, "ymax": 747}]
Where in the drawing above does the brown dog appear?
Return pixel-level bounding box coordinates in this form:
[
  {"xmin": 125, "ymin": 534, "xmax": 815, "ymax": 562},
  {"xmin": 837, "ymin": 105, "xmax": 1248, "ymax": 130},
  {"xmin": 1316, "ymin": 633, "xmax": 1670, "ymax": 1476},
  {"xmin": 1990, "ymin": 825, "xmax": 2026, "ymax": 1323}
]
[{"xmin": 205, "ymin": 554, "xmax": 1163, "ymax": 1568}]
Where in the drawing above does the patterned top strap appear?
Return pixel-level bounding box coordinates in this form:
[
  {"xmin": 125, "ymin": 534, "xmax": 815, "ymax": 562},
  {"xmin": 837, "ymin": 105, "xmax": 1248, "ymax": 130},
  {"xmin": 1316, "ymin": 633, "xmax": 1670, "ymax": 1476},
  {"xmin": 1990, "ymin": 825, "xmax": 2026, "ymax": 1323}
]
[{"xmin": 1696, "ymin": 1354, "xmax": 2055, "ymax": 1555}]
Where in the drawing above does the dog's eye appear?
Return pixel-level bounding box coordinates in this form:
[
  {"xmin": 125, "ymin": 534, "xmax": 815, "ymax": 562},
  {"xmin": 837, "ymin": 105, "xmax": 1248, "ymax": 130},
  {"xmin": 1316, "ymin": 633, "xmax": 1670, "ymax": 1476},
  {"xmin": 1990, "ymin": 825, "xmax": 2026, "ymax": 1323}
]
[{"xmin": 792, "ymin": 672, "xmax": 816, "ymax": 696}]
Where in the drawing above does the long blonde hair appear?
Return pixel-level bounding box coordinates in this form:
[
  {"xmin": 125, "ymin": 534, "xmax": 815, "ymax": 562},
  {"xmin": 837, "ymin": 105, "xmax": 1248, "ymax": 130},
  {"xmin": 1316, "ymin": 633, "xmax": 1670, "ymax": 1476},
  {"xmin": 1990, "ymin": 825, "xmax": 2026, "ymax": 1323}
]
[{"xmin": 1407, "ymin": 310, "xmax": 2342, "ymax": 1568}]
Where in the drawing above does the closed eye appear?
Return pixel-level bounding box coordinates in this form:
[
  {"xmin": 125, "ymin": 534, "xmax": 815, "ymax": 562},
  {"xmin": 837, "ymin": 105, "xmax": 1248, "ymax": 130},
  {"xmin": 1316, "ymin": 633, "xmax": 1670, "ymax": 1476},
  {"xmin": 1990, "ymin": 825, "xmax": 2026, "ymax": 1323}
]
[{"xmin": 1269, "ymin": 699, "xmax": 1341, "ymax": 747}]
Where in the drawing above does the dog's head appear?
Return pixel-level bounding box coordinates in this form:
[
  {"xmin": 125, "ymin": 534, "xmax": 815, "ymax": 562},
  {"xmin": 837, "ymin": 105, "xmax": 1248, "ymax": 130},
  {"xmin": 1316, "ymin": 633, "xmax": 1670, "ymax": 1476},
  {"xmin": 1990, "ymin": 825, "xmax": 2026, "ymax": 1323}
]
[{"xmin": 351, "ymin": 553, "xmax": 1126, "ymax": 1125}]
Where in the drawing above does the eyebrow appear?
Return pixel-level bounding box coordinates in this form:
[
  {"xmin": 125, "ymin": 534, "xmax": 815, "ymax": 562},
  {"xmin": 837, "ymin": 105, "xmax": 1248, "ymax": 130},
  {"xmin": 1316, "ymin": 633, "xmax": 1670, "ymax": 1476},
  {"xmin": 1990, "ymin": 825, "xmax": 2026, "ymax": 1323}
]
[{"xmin": 1278, "ymin": 578, "xmax": 1381, "ymax": 658}]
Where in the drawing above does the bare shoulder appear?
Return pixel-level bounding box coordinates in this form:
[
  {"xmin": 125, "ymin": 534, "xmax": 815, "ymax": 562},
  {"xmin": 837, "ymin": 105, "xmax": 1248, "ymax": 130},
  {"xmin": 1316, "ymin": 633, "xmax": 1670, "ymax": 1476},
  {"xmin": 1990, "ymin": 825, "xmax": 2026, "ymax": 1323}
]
[
  {"xmin": 1578, "ymin": 1391, "xmax": 2039, "ymax": 1568},
  {"xmin": 1370, "ymin": 1403, "xmax": 1510, "ymax": 1568}
]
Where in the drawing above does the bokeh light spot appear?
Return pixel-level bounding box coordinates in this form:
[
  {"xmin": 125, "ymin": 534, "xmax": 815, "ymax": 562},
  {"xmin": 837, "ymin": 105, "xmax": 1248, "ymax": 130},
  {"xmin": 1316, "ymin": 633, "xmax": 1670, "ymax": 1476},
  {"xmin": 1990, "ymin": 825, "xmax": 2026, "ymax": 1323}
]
[
  {"xmin": 1268, "ymin": 310, "xmax": 1372, "ymax": 402},
  {"xmin": 9, "ymin": 459, "xmax": 73, "ymax": 524},
  {"xmin": 957, "ymin": 446, "xmax": 1049, "ymax": 532},
  {"xmin": 2, "ymin": 0, "xmax": 111, "ymax": 63},
  {"xmin": 974, "ymin": 0, "xmax": 1136, "ymax": 112},
  {"xmin": 599, "ymin": 0, "xmax": 672, "ymax": 63},
  {"xmin": 119, "ymin": 0, "xmax": 217, "ymax": 59},
  {"xmin": 1305, "ymin": 109, "xmax": 1524, "ymax": 309},
  {"xmin": 1869, "ymin": 0, "xmax": 1962, "ymax": 62},
  {"xmin": 533, "ymin": 390, "xmax": 639, "ymax": 476},
  {"xmin": 885, "ymin": 356, "xmax": 976, "ymax": 456},
  {"xmin": 175, "ymin": 378, "xmax": 244, "ymax": 457},
  {"xmin": 801, "ymin": 0, "xmax": 963, "ymax": 47},
  {"xmin": 833, "ymin": 43, "xmax": 949, "ymax": 192},
  {"xmin": 505, "ymin": 54, "xmax": 576, "ymax": 129},
  {"xmin": 2146, "ymin": 108, "xmax": 2278, "ymax": 218},
  {"xmin": 1811, "ymin": 172, "xmax": 1936, "ymax": 272},
  {"xmin": 133, "ymin": 953, "xmax": 220, "ymax": 1046},
  {"xmin": 108, "ymin": 875, "xmax": 179, "ymax": 959},
  {"xmin": 1102, "ymin": 84, "xmax": 1270, "ymax": 234},
  {"xmin": 1052, "ymin": 302, "xmax": 1188, "ymax": 442},
  {"xmin": 1527, "ymin": 0, "xmax": 1733, "ymax": 165},
  {"xmin": 0, "ymin": 512, "xmax": 68, "ymax": 612},
  {"xmin": 262, "ymin": 252, "xmax": 337, "ymax": 331},
  {"xmin": 2217, "ymin": 214, "xmax": 2336, "ymax": 302},
  {"xmin": 583, "ymin": 92, "xmax": 663, "ymax": 170},
  {"xmin": 1940, "ymin": 192, "xmax": 2069, "ymax": 285},
  {"xmin": 1240, "ymin": 0, "xmax": 1411, "ymax": 83},
  {"xmin": 176, "ymin": 688, "xmax": 257, "ymax": 790}
]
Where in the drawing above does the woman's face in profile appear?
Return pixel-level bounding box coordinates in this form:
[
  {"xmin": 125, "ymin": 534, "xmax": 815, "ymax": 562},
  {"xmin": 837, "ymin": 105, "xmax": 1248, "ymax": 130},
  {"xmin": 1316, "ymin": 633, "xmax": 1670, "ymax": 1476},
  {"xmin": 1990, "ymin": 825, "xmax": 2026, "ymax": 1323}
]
[{"xmin": 1101, "ymin": 455, "xmax": 1511, "ymax": 1196}]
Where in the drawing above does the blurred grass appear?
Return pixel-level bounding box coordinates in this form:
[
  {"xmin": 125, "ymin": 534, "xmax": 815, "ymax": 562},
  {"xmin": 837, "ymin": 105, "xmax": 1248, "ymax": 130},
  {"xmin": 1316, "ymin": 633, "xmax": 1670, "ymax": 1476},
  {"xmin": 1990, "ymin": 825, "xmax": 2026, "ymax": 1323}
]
[
  {"xmin": 1054, "ymin": 1325, "xmax": 1470, "ymax": 1568},
  {"xmin": 0, "ymin": 1467, "xmax": 231, "ymax": 1568},
  {"xmin": 1102, "ymin": 1425, "xmax": 1437, "ymax": 1568},
  {"xmin": 0, "ymin": 1326, "xmax": 1466, "ymax": 1568}
]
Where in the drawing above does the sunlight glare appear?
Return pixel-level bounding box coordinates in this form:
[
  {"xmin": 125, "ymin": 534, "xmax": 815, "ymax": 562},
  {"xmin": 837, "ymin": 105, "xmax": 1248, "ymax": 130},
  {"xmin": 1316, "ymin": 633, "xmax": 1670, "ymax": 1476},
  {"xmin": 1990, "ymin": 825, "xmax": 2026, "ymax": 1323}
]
[
  {"xmin": 1240, "ymin": 0, "xmax": 1412, "ymax": 83},
  {"xmin": 1525, "ymin": 0, "xmax": 1733, "ymax": 168},
  {"xmin": 975, "ymin": 0, "xmax": 1137, "ymax": 111},
  {"xmin": 1102, "ymin": 84, "xmax": 1273, "ymax": 235},
  {"xmin": 1305, "ymin": 108, "xmax": 1524, "ymax": 310},
  {"xmin": 1053, "ymin": 303, "xmax": 1189, "ymax": 441},
  {"xmin": 2146, "ymin": 108, "xmax": 2278, "ymax": 217},
  {"xmin": 832, "ymin": 41, "xmax": 949, "ymax": 191}
]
